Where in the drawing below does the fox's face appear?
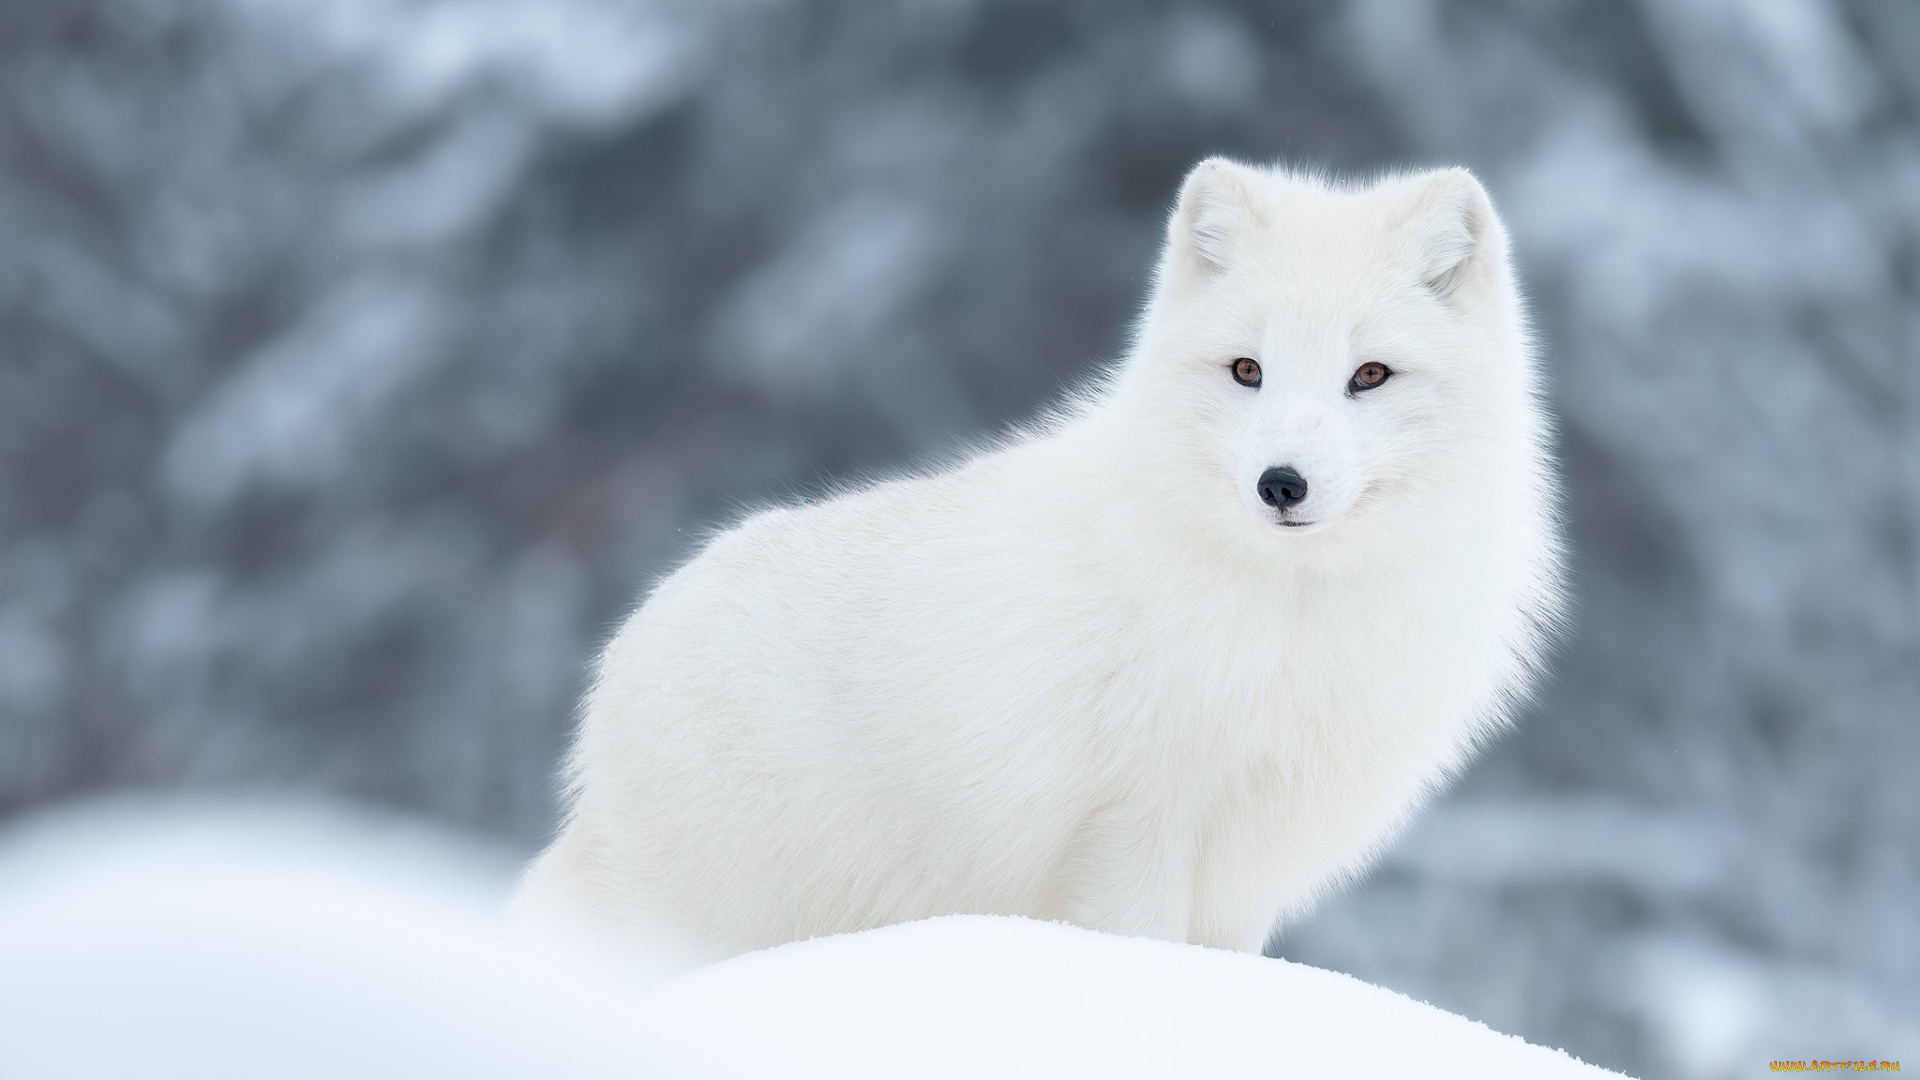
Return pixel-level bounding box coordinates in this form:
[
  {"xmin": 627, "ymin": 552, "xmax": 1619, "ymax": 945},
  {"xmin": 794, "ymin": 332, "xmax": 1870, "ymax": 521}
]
[{"xmin": 1121, "ymin": 160, "xmax": 1537, "ymax": 551}]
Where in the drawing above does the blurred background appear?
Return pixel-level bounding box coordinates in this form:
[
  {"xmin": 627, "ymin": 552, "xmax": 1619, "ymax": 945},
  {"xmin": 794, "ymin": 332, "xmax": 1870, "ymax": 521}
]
[{"xmin": 0, "ymin": 1, "xmax": 1914, "ymax": 1076}]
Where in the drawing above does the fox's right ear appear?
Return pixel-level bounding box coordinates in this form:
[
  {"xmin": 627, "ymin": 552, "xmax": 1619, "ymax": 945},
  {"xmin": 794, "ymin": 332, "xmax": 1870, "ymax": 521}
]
[{"xmin": 1165, "ymin": 157, "xmax": 1260, "ymax": 280}]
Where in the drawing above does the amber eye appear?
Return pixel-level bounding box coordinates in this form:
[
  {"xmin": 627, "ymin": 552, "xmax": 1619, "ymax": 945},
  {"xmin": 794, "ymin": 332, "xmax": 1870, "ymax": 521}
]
[
  {"xmin": 1231, "ymin": 358, "xmax": 1262, "ymax": 388},
  {"xmin": 1349, "ymin": 361, "xmax": 1391, "ymax": 392}
]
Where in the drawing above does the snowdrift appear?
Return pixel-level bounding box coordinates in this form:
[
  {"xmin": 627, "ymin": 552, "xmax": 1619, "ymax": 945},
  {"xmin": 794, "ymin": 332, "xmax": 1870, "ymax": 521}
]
[
  {"xmin": 0, "ymin": 804, "xmax": 1624, "ymax": 1078},
  {"xmin": 646, "ymin": 914, "xmax": 1620, "ymax": 1078}
]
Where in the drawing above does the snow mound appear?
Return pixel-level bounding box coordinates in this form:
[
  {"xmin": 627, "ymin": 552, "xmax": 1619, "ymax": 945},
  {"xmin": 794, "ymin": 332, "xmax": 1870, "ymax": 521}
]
[
  {"xmin": 0, "ymin": 803, "xmax": 1626, "ymax": 1078},
  {"xmin": 0, "ymin": 800, "xmax": 696, "ymax": 1079},
  {"xmin": 644, "ymin": 914, "xmax": 1623, "ymax": 1079}
]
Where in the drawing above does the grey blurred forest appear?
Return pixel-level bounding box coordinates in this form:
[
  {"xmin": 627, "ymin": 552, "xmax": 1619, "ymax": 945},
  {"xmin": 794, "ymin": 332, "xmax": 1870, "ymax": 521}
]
[{"xmin": 1, "ymin": 1, "xmax": 1916, "ymax": 1076}]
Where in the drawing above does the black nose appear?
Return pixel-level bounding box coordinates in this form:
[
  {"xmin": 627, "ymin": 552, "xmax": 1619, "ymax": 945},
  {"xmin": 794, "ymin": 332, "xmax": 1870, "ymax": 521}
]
[{"xmin": 1257, "ymin": 466, "xmax": 1308, "ymax": 509}]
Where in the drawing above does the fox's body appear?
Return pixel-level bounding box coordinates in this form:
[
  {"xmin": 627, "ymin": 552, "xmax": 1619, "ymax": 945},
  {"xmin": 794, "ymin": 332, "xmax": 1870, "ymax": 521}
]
[{"xmin": 521, "ymin": 160, "xmax": 1565, "ymax": 963}]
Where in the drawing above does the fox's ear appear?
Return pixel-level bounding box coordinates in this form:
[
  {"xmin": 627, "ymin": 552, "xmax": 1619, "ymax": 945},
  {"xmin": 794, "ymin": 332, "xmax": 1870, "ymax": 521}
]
[
  {"xmin": 1166, "ymin": 157, "xmax": 1260, "ymax": 278},
  {"xmin": 1398, "ymin": 168, "xmax": 1500, "ymax": 299}
]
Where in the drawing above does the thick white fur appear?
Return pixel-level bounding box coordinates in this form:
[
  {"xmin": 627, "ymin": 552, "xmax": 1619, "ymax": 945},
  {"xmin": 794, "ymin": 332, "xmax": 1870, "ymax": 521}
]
[{"xmin": 520, "ymin": 160, "xmax": 1566, "ymax": 963}]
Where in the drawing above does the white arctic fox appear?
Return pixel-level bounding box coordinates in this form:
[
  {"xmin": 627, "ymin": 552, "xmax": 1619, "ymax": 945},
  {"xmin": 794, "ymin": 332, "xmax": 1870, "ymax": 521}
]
[{"xmin": 520, "ymin": 159, "xmax": 1566, "ymax": 963}]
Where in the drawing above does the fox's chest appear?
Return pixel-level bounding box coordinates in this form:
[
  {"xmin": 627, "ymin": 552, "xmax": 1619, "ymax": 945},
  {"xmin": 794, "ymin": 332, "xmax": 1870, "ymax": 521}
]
[{"xmin": 1080, "ymin": 566, "xmax": 1496, "ymax": 828}]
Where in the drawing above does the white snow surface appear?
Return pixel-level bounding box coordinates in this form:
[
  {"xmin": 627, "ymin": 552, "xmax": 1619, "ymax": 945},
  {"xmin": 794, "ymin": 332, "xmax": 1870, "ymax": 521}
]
[
  {"xmin": 0, "ymin": 802, "xmax": 1625, "ymax": 1079},
  {"xmin": 647, "ymin": 915, "xmax": 1622, "ymax": 1079},
  {"xmin": 0, "ymin": 801, "xmax": 693, "ymax": 1080}
]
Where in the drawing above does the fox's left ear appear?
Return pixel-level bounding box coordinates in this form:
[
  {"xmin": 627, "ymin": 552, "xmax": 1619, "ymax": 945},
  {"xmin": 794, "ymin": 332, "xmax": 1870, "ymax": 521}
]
[{"xmin": 1396, "ymin": 168, "xmax": 1504, "ymax": 300}]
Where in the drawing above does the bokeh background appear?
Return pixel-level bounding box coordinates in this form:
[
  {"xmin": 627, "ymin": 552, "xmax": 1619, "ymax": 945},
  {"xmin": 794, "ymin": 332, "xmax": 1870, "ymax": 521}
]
[{"xmin": 1, "ymin": 1, "xmax": 1915, "ymax": 1076}]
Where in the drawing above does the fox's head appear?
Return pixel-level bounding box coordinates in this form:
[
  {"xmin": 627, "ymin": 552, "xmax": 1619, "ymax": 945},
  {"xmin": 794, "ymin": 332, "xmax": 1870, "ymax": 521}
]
[{"xmin": 1114, "ymin": 159, "xmax": 1549, "ymax": 561}]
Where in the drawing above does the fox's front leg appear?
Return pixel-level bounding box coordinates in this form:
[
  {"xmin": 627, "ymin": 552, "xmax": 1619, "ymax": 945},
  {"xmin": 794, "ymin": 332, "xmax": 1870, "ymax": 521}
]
[{"xmin": 1044, "ymin": 806, "xmax": 1196, "ymax": 943}]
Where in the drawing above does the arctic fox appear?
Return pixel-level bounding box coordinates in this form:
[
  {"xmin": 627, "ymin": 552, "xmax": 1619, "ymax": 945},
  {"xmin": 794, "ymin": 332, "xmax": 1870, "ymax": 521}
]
[{"xmin": 520, "ymin": 159, "xmax": 1566, "ymax": 963}]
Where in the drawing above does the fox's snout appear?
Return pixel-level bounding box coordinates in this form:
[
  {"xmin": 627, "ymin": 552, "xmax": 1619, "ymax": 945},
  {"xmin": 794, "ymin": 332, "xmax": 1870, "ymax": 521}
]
[{"xmin": 1256, "ymin": 466, "xmax": 1309, "ymax": 510}]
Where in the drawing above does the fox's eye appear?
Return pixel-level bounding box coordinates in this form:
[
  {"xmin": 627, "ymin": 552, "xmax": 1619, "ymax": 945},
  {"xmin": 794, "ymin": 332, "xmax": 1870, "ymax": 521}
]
[
  {"xmin": 1349, "ymin": 362, "xmax": 1391, "ymax": 392},
  {"xmin": 1231, "ymin": 358, "xmax": 1262, "ymax": 388}
]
